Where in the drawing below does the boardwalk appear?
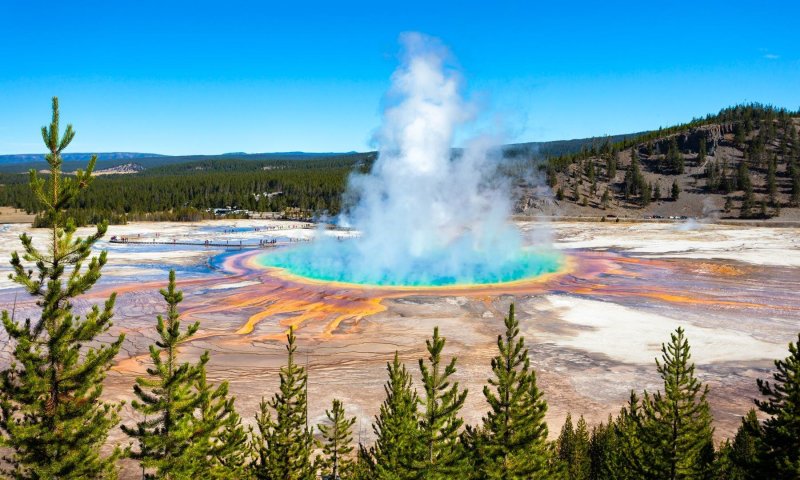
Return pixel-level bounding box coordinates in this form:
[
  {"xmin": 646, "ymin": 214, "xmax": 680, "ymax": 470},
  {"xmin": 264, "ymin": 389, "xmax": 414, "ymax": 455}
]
[{"xmin": 108, "ymin": 238, "xmax": 297, "ymax": 249}]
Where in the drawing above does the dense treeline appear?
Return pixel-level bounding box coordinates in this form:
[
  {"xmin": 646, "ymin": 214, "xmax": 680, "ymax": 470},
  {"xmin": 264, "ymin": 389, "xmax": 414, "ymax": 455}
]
[{"xmin": 0, "ymin": 155, "xmax": 373, "ymax": 225}]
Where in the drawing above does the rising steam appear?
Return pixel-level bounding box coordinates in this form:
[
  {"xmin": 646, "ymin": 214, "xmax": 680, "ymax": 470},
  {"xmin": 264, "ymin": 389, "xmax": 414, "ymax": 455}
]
[{"xmin": 260, "ymin": 33, "xmax": 560, "ymax": 286}]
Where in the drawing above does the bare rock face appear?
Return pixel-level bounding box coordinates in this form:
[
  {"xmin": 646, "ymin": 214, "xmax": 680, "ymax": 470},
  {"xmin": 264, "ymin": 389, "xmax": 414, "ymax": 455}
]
[
  {"xmin": 514, "ymin": 185, "xmax": 557, "ymax": 215},
  {"xmin": 93, "ymin": 163, "xmax": 145, "ymax": 176}
]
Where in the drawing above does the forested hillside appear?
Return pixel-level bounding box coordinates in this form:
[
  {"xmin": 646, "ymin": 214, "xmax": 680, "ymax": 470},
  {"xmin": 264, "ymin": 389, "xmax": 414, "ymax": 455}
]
[{"xmin": 522, "ymin": 104, "xmax": 800, "ymax": 220}]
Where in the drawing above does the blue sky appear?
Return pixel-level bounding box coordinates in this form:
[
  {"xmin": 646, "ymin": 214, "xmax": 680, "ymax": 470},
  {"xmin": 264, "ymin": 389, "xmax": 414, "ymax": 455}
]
[{"xmin": 1, "ymin": 0, "xmax": 798, "ymax": 155}]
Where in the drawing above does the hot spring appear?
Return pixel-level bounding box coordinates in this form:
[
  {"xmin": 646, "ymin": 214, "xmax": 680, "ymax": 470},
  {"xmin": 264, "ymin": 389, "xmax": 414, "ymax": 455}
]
[
  {"xmin": 257, "ymin": 33, "xmax": 562, "ymax": 288},
  {"xmin": 256, "ymin": 243, "xmax": 563, "ymax": 287}
]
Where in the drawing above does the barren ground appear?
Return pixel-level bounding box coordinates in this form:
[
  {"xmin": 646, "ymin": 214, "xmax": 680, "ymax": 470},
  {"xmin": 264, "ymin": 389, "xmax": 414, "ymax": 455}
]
[{"xmin": 0, "ymin": 219, "xmax": 798, "ymax": 477}]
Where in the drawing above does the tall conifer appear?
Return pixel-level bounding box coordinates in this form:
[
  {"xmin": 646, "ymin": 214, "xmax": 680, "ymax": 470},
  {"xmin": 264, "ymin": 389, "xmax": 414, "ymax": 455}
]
[
  {"xmin": 370, "ymin": 352, "xmax": 423, "ymax": 480},
  {"xmin": 755, "ymin": 333, "xmax": 800, "ymax": 478},
  {"xmin": 0, "ymin": 97, "xmax": 124, "ymax": 479},
  {"xmin": 250, "ymin": 326, "xmax": 314, "ymax": 480},
  {"xmin": 725, "ymin": 409, "xmax": 763, "ymax": 479},
  {"xmin": 121, "ymin": 270, "xmax": 206, "ymax": 479},
  {"xmin": 557, "ymin": 414, "xmax": 591, "ymax": 480},
  {"xmin": 192, "ymin": 368, "xmax": 250, "ymax": 478},
  {"xmin": 317, "ymin": 399, "xmax": 357, "ymax": 479},
  {"xmin": 477, "ymin": 304, "xmax": 551, "ymax": 479},
  {"xmin": 639, "ymin": 327, "xmax": 715, "ymax": 479},
  {"xmin": 415, "ymin": 327, "xmax": 469, "ymax": 478}
]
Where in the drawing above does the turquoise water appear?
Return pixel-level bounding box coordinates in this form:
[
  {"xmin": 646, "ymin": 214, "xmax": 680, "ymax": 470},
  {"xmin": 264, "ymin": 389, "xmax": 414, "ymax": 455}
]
[{"xmin": 257, "ymin": 243, "xmax": 563, "ymax": 287}]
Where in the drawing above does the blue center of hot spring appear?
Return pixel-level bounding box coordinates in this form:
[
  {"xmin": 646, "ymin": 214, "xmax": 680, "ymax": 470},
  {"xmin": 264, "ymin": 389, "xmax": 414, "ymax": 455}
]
[{"xmin": 256, "ymin": 243, "xmax": 563, "ymax": 287}]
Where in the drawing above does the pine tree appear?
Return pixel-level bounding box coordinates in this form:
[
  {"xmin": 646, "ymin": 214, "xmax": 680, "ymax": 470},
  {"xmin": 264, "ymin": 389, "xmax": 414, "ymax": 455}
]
[
  {"xmin": 351, "ymin": 445, "xmax": 376, "ymax": 480},
  {"xmin": 616, "ymin": 392, "xmax": 647, "ymax": 479},
  {"xmin": 415, "ymin": 327, "xmax": 469, "ymax": 478},
  {"xmin": 0, "ymin": 97, "xmax": 124, "ymax": 479},
  {"xmin": 192, "ymin": 367, "xmax": 250, "ymax": 478},
  {"xmin": 250, "ymin": 326, "xmax": 314, "ymax": 480},
  {"xmin": 725, "ymin": 409, "xmax": 763, "ymax": 479},
  {"xmin": 641, "ymin": 182, "xmax": 652, "ymax": 207},
  {"xmin": 317, "ymin": 399, "xmax": 357, "ymax": 480},
  {"xmin": 557, "ymin": 414, "xmax": 591, "ymax": 480},
  {"xmin": 370, "ymin": 352, "xmax": 423, "ymax": 480},
  {"xmin": 574, "ymin": 416, "xmax": 592, "ymax": 479},
  {"xmin": 755, "ymin": 332, "xmax": 800, "ymax": 478},
  {"xmin": 740, "ymin": 181, "xmax": 755, "ymax": 219},
  {"xmin": 639, "ymin": 327, "xmax": 715, "ymax": 479},
  {"xmin": 672, "ymin": 180, "xmax": 681, "ymax": 201},
  {"xmin": 608, "ymin": 151, "xmax": 618, "ymax": 179},
  {"xmin": 588, "ymin": 417, "xmax": 623, "ymax": 480},
  {"xmin": 767, "ymin": 155, "xmax": 778, "ymax": 206},
  {"xmin": 121, "ymin": 270, "xmax": 206, "ymax": 479},
  {"xmin": 714, "ymin": 441, "xmax": 735, "ymax": 480},
  {"xmin": 601, "ymin": 189, "xmax": 610, "ymax": 209},
  {"xmin": 667, "ymin": 137, "xmax": 685, "ymax": 174},
  {"xmin": 472, "ymin": 304, "xmax": 552, "ymax": 479},
  {"xmin": 624, "ymin": 150, "xmax": 643, "ymax": 201},
  {"xmin": 737, "ymin": 162, "xmax": 751, "ymax": 192}
]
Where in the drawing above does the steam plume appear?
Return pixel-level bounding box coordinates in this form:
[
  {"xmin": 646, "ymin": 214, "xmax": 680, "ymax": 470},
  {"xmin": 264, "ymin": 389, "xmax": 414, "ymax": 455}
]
[{"xmin": 262, "ymin": 33, "xmax": 559, "ymax": 286}]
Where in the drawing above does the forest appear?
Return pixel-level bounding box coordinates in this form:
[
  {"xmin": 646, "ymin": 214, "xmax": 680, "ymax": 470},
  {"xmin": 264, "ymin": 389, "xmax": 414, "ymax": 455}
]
[{"xmin": 0, "ymin": 154, "xmax": 374, "ymax": 225}]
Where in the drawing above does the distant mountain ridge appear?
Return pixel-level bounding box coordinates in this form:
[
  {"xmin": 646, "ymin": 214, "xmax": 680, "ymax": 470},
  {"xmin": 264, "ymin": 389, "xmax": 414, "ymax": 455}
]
[
  {"xmin": 0, "ymin": 152, "xmax": 165, "ymax": 165},
  {"xmin": 0, "ymin": 134, "xmax": 643, "ymax": 173}
]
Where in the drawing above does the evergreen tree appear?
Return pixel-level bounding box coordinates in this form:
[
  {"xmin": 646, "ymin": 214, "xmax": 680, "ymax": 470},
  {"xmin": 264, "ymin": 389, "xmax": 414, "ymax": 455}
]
[
  {"xmin": 601, "ymin": 189, "xmax": 610, "ymax": 209},
  {"xmin": 193, "ymin": 367, "xmax": 250, "ymax": 478},
  {"xmin": 755, "ymin": 332, "xmax": 800, "ymax": 478},
  {"xmin": 639, "ymin": 327, "xmax": 715, "ymax": 479},
  {"xmin": 737, "ymin": 162, "xmax": 751, "ymax": 192},
  {"xmin": 725, "ymin": 409, "xmax": 763, "ymax": 479},
  {"xmin": 588, "ymin": 417, "xmax": 623, "ymax": 480},
  {"xmin": 616, "ymin": 392, "xmax": 647, "ymax": 479},
  {"xmin": 317, "ymin": 399, "xmax": 357, "ymax": 480},
  {"xmin": 667, "ymin": 138, "xmax": 685, "ymax": 174},
  {"xmin": 121, "ymin": 270, "xmax": 207, "ymax": 479},
  {"xmin": 740, "ymin": 181, "xmax": 755, "ymax": 219},
  {"xmin": 641, "ymin": 182, "xmax": 652, "ymax": 207},
  {"xmin": 734, "ymin": 122, "xmax": 747, "ymax": 145},
  {"xmin": 370, "ymin": 352, "xmax": 423, "ymax": 480},
  {"xmin": 250, "ymin": 326, "xmax": 314, "ymax": 480},
  {"xmin": 713, "ymin": 441, "xmax": 735, "ymax": 480},
  {"xmin": 557, "ymin": 414, "xmax": 591, "ymax": 480},
  {"xmin": 608, "ymin": 151, "xmax": 618, "ymax": 179},
  {"xmin": 767, "ymin": 155, "xmax": 778, "ymax": 205},
  {"xmin": 351, "ymin": 444, "xmax": 376, "ymax": 480},
  {"xmin": 415, "ymin": 327, "xmax": 469, "ymax": 478},
  {"xmin": 623, "ymin": 149, "xmax": 644, "ymax": 201},
  {"xmin": 654, "ymin": 182, "xmax": 662, "ymax": 201},
  {"xmin": 0, "ymin": 97, "xmax": 124, "ymax": 479},
  {"xmin": 672, "ymin": 180, "xmax": 681, "ymax": 201},
  {"xmin": 476, "ymin": 304, "xmax": 552, "ymax": 479}
]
